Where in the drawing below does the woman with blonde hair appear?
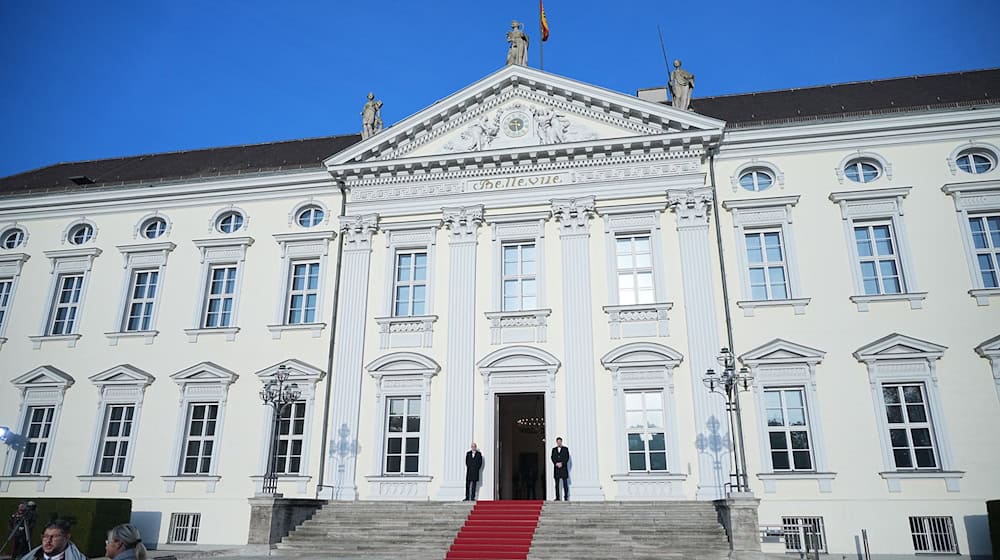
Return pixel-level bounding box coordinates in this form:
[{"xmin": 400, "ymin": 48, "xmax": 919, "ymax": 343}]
[{"xmin": 104, "ymin": 524, "xmax": 146, "ymax": 560}]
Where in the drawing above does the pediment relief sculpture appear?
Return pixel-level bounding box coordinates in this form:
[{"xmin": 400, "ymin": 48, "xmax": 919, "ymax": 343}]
[{"xmin": 443, "ymin": 102, "xmax": 599, "ymax": 153}]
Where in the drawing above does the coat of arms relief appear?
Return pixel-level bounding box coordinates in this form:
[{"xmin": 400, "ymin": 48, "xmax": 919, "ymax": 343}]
[{"xmin": 443, "ymin": 102, "xmax": 599, "ymax": 153}]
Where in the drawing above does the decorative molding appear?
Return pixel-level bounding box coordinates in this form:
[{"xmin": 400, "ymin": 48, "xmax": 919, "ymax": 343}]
[
  {"xmin": 340, "ymin": 214, "xmax": 379, "ymax": 250},
  {"xmin": 667, "ymin": 187, "xmax": 713, "ymax": 228},
  {"xmin": 849, "ymin": 292, "xmax": 927, "ymax": 312},
  {"xmin": 736, "ymin": 298, "xmax": 810, "ymax": 316},
  {"xmin": 610, "ymin": 473, "xmax": 688, "ymax": 499},
  {"xmin": 442, "ymin": 205, "xmax": 484, "ymax": 242},
  {"xmin": 730, "ymin": 159, "xmax": 785, "ymax": 192},
  {"xmin": 975, "ymin": 334, "xmax": 1000, "ymax": 404},
  {"xmin": 603, "ymin": 303, "xmax": 673, "ymax": 339},
  {"xmin": 551, "ymin": 196, "xmax": 595, "ymax": 234},
  {"xmin": 757, "ymin": 472, "xmax": 836, "ymax": 494},
  {"xmin": 373, "ymin": 315, "xmax": 437, "ymax": 349},
  {"xmin": 835, "ymin": 150, "xmax": 893, "ymax": 184},
  {"xmin": 484, "ymin": 309, "xmax": 551, "ymax": 344},
  {"xmin": 183, "ymin": 326, "xmax": 240, "ymax": 343}
]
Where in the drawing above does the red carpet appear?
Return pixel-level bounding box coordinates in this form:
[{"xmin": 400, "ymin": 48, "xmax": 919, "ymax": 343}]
[{"xmin": 445, "ymin": 500, "xmax": 543, "ymax": 560}]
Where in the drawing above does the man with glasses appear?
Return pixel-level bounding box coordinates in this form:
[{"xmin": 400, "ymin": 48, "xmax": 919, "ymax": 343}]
[{"xmin": 20, "ymin": 519, "xmax": 85, "ymax": 560}]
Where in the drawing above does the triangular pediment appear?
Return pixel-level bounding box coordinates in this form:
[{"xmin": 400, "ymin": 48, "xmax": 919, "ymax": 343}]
[
  {"xmin": 975, "ymin": 334, "xmax": 1000, "ymax": 359},
  {"xmin": 255, "ymin": 359, "xmax": 326, "ymax": 381},
  {"xmin": 326, "ymin": 65, "xmax": 724, "ymax": 169},
  {"xmin": 854, "ymin": 333, "xmax": 947, "ymax": 362},
  {"xmin": 170, "ymin": 361, "xmax": 239, "ymax": 386},
  {"xmin": 740, "ymin": 339, "xmax": 826, "ymax": 366},
  {"xmin": 89, "ymin": 364, "xmax": 155, "ymax": 387},
  {"xmin": 12, "ymin": 366, "xmax": 75, "ymax": 389}
]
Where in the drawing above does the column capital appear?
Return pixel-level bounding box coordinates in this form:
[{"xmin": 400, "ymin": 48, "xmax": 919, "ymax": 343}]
[
  {"xmin": 667, "ymin": 187, "xmax": 714, "ymax": 228},
  {"xmin": 552, "ymin": 196, "xmax": 596, "ymax": 235},
  {"xmin": 339, "ymin": 213, "xmax": 379, "ymax": 250},
  {"xmin": 442, "ymin": 205, "xmax": 484, "ymax": 242}
]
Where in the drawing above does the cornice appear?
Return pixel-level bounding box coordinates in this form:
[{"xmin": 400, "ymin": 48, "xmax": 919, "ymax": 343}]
[
  {"xmin": 722, "ymin": 195, "xmax": 801, "ymax": 211},
  {"xmin": 829, "ymin": 186, "xmax": 912, "ymax": 203}
]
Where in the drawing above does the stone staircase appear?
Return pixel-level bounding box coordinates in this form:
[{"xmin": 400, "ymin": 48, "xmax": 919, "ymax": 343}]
[
  {"xmin": 273, "ymin": 501, "xmax": 473, "ymax": 559},
  {"xmin": 272, "ymin": 500, "xmax": 732, "ymax": 560},
  {"xmin": 527, "ymin": 501, "xmax": 731, "ymax": 560}
]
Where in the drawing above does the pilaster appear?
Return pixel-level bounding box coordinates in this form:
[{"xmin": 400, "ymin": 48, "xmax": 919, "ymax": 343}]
[
  {"xmin": 668, "ymin": 187, "xmax": 729, "ymax": 500},
  {"xmin": 438, "ymin": 205, "xmax": 484, "ymax": 500},
  {"xmin": 322, "ymin": 213, "xmax": 378, "ymax": 500},
  {"xmin": 551, "ymin": 196, "xmax": 604, "ymax": 500}
]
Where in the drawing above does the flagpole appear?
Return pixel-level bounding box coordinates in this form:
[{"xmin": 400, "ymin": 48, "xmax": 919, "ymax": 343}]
[
  {"xmin": 539, "ymin": 16, "xmax": 544, "ymax": 70},
  {"xmin": 657, "ymin": 25, "xmax": 672, "ymax": 104}
]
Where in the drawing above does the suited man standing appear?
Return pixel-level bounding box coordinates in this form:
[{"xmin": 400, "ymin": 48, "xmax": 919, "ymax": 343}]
[
  {"xmin": 465, "ymin": 442, "xmax": 483, "ymax": 501},
  {"xmin": 550, "ymin": 437, "xmax": 570, "ymax": 501}
]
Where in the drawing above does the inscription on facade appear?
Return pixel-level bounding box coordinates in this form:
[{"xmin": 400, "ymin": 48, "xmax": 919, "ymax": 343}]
[{"xmin": 468, "ymin": 173, "xmax": 567, "ymax": 192}]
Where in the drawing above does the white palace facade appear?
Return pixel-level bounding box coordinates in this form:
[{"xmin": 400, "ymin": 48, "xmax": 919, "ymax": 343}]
[{"xmin": 0, "ymin": 65, "xmax": 998, "ymax": 557}]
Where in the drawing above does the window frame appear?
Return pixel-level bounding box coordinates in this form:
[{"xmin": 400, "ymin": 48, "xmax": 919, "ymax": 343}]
[
  {"xmin": 268, "ymin": 230, "xmax": 336, "ymax": 339},
  {"xmin": 854, "ymin": 333, "xmax": 962, "ymax": 492},
  {"xmin": 108, "ymin": 242, "xmax": 175, "ymax": 345},
  {"xmin": 730, "ymin": 160, "xmax": 784, "ymax": 193},
  {"xmin": 742, "ymin": 338, "xmax": 834, "ymax": 493},
  {"xmin": 79, "ymin": 364, "xmax": 154, "ymax": 492},
  {"xmin": 782, "ymin": 516, "xmax": 827, "ymax": 554},
  {"xmin": 623, "ymin": 389, "xmax": 669, "ymax": 473},
  {"xmin": 0, "ymin": 366, "xmax": 74, "ymax": 492},
  {"xmin": 947, "ymin": 142, "xmax": 999, "ymax": 176},
  {"xmin": 500, "ymin": 240, "xmax": 539, "ymax": 311},
  {"xmin": 32, "ymin": 248, "xmax": 101, "ymax": 348},
  {"xmin": 723, "ymin": 196, "xmax": 809, "ymax": 316},
  {"xmin": 252, "ymin": 360, "xmax": 326, "ymax": 494},
  {"xmin": 288, "ymin": 200, "xmax": 331, "ymax": 229},
  {"xmin": 943, "ymin": 180, "xmax": 1000, "ymax": 305},
  {"xmin": 1, "ymin": 226, "xmax": 27, "ymax": 249},
  {"xmin": 374, "ymin": 221, "xmax": 439, "ymax": 350},
  {"xmin": 837, "ymin": 152, "xmax": 891, "ymax": 184},
  {"xmin": 185, "ymin": 237, "xmax": 253, "ymax": 342},
  {"xmin": 163, "ymin": 362, "xmax": 238, "ymax": 492},
  {"xmin": 830, "ymin": 187, "xmax": 925, "ymax": 311},
  {"xmin": 485, "ymin": 212, "xmax": 551, "ymax": 345},
  {"xmin": 66, "ymin": 222, "xmax": 96, "ymax": 245},
  {"xmin": 167, "ymin": 513, "xmax": 201, "ymax": 544},
  {"xmin": 909, "ymin": 516, "xmax": 959, "ymax": 554},
  {"xmin": 881, "ymin": 383, "xmax": 939, "ymax": 470},
  {"xmin": 0, "ymin": 252, "xmax": 30, "ymax": 349}
]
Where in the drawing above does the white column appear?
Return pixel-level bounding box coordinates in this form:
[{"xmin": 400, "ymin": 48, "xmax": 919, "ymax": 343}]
[
  {"xmin": 437, "ymin": 205, "xmax": 484, "ymax": 500},
  {"xmin": 551, "ymin": 196, "xmax": 604, "ymax": 500},
  {"xmin": 321, "ymin": 213, "xmax": 378, "ymax": 500},
  {"xmin": 668, "ymin": 188, "xmax": 729, "ymax": 500}
]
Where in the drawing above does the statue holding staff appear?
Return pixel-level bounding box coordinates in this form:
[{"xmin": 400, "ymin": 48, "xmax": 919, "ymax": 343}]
[{"xmin": 506, "ymin": 20, "xmax": 529, "ymax": 66}]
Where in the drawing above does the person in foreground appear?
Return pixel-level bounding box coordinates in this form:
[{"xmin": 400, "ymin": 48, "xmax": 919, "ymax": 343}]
[
  {"xmin": 465, "ymin": 442, "xmax": 483, "ymax": 501},
  {"xmin": 551, "ymin": 436, "xmax": 570, "ymax": 501},
  {"xmin": 104, "ymin": 524, "xmax": 147, "ymax": 560},
  {"xmin": 20, "ymin": 519, "xmax": 85, "ymax": 560}
]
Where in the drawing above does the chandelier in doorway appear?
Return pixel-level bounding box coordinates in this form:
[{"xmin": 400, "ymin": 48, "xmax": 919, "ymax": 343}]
[{"xmin": 516, "ymin": 416, "xmax": 545, "ymax": 434}]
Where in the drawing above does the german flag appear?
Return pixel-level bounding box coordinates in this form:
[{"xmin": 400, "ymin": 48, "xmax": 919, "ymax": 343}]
[{"xmin": 540, "ymin": 0, "xmax": 550, "ymax": 41}]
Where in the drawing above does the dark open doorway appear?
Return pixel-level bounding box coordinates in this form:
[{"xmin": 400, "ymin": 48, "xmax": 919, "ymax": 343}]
[{"xmin": 496, "ymin": 393, "xmax": 546, "ymax": 500}]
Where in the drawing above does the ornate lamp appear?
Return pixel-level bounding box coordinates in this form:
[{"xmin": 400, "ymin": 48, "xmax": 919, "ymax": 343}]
[
  {"xmin": 702, "ymin": 347, "xmax": 753, "ymax": 493},
  {"xmin": 259, "ymin": 364, "xmax": 301, "ymax": 494}
]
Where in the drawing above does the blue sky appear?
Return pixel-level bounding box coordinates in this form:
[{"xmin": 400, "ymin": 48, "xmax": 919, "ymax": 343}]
[{"xmin": 1, "ymin": 0, "xmax": 998, "ymax": 178}]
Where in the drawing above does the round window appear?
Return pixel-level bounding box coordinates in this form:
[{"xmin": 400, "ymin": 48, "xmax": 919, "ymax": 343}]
[
  {"xmin": 1, "ymin": 228, "xmax": 26, "ymax": 249},
  {"xmin": 844, "ymin": 159, "xmax": 881, "ymax": 183},
  {"xmin": 216, "ymin": 211, "xmax": 245, "ymax": 234},
  {"xmin": 738, "ymin": 168, "xmax": 774, "ymax": 192},
  {"xmin": 296, "ymin": 205, "xmax": 325, "ymax": 228},
  {"xmin": 956, "ymin": 149, "xmax": 996, "ymax": 175},
  {"xmin": 141, "ymin": 217, "xmax": 168, "ymax": 239},
  {"xmin": 68, "ymin": 223, "xmax": 94, "ymax": 245}
]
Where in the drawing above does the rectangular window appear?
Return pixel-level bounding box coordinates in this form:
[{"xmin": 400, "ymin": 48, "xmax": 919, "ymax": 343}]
[
  {"xmin": 502, "ymin": 242, "xmax": 537, "ymax": 311},
  {"xmin": 616, "ymin": 235, "xmax": 654, "ymax": 305},
  {"xmin": 883, "ymin": 384, "xmax": 937, "ymax": 469},
  {"xmin": 181, "ymin": 403, "xmax": 218, "ymax": 474},
  {"xmin": 96, "ymin": 404, "xmax": 135, "ymax": 475},
  {"xmin": 854, "ymin": 222, "xmax": 904, "ymax": 295},
  {"xmin": 0, "ymin": 278, "xmax": 11, "ymax": 329},
  {"xmin": 273, "ymin": 402, "xmax": 306, "ymax": 474},
  {"xmin": 203, "ymin": 265, "xmax": 237, "ymax": 328},
  {"xmin": 624, "ymin": 390, "xmax": 667, "ymax": 472},
  {"xmin": 123, "ymin": 270, "xmax": 159, "ymax": 331},
  {"xmin": 392, "ymin": 252, "xmax": 427, "ymax": 317},
  {"xmin": 765, "ymin": 388, "xmax": 813, "ymax": 471},
  {"xmin": 168, "ymin": 513, "xmax": 201, "ymax": 544},
  {"xmin": 384, "ymin": 397, "xmax": 421, "ymax": 474},
  {"xmin": 18, "ymin": 406, "xmax": 55, "ymax": 475},
  {"xmin": 745, "ymin": 230, "xmax": 788, "ymax": 300},
  {"xmin": 48, "ymin": 274, "xmax": 84, "ymax": 335},
  {"xmin": 909, "ymin": 516, "xmax": 958, "ymax": 553},
  {"xmin": 782, "ymin": 516, "xmax": 826, "ymax": 553},
  {"xmin": 969, "ymin": 214, "xmax": 1000, "ymax": 289},
  {"xmin": 286, "ymin": 261, "xmax": 320, "ymax": 324}
]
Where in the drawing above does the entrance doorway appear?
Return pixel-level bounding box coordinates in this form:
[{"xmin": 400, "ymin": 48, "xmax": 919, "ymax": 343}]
[{"xmin": 495, "ymin": 393, "xmax": 546, "ymax": 500}]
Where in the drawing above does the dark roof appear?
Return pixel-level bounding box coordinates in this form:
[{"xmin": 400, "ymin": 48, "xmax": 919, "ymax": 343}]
[
  {"xmin": 689, "ymin": 68, "xmax": 1000, "ymax": 127},
  {"xmin": 0, "ymin": 134, "xmax": 361, "ymax": 196}
]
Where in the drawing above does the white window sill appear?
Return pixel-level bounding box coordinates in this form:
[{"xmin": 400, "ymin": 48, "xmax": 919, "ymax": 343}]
[
  {"xmin": 29, "ymin": 334, "xmax": 81, "ymax": 349},
  {"xmin": 970, "ymin": 288, "xmax": 1000, "ymax": 306},
  {"xmin": 736, "ymin": 298, "xmax": 811, "ymax": 317},
  {"xmin": 105, "ymin": 330, "xmax": 158, "ymax": 346},
  {"xmin": 610, "ymin": 472, "xmax": 688, "ymax": 499},
  {"xmin": 850, "ymin": 292, "xmax": 928, "ymax": 312},
  {"xmin": 184, "ymin": 327, "xmax": 240, "ymax": 343},
  {"xmin": 78, "ymin": 474, "xmax": 134, "ymax": 493},
  {"xmin": 879, "ymin": 470, "xmax": 964, "ymax": 493},
  {"xmin": 757, "ymin": 472, "xmax": 836, "ymax": 493},
  {"xmin": 266, "ymin": 323, "xmax": 327, "ymax": 340},
  {"xmin": 250, "ymin": 474, "xmax": 313, "ymax": 494},
  {"xmin": 373, "ymin": 315, "xmax": 437, "ymax": 349},
  {"xmin": 162, "ymin": 475, "xmax": 222, "ymax": 493},
  {"xmin": 0, "ymin": 475, "xmax": 51, "ymax": 492},
  {"xmin": 485, "ymin": 309, "xmax": 551, "ymax": 344},
  {"xmin": 365, "ymin": 475, "xmax": 433, "ymax": 500},
  {"xmin": 603, "ymin": 302, "xmax": 674, "ymax": 338}
]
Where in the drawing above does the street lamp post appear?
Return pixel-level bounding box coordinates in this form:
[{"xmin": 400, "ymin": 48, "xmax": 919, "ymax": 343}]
[
  {"xmin": 702, "ymin": 347, "xmax": 753, "ymax": 494},
  {"xmin": 259, "ymin": 365, "xmax": 301, "ymax": 495}
]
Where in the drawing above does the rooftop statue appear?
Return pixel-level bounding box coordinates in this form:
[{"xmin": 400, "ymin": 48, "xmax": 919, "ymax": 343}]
[
  {"xmin": 361, "ymin": 92, "xmax": 384, "ymax": 139},
  {"xmin": 506, "ymin": 20, "xmax": 529, "ymax": 66},
  {"xmin": 669, "ymin": 59, "xmax": 695, "ymax": 111}
]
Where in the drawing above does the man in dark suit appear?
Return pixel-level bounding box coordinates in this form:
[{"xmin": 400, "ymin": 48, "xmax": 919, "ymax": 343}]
[
  {"xmin": 551, "ymin": 437, "xmax": 570, "ymax": 501},
  {"xmin": 465, "ymin": 442, "xmax": 483, "ymax": 501}
]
